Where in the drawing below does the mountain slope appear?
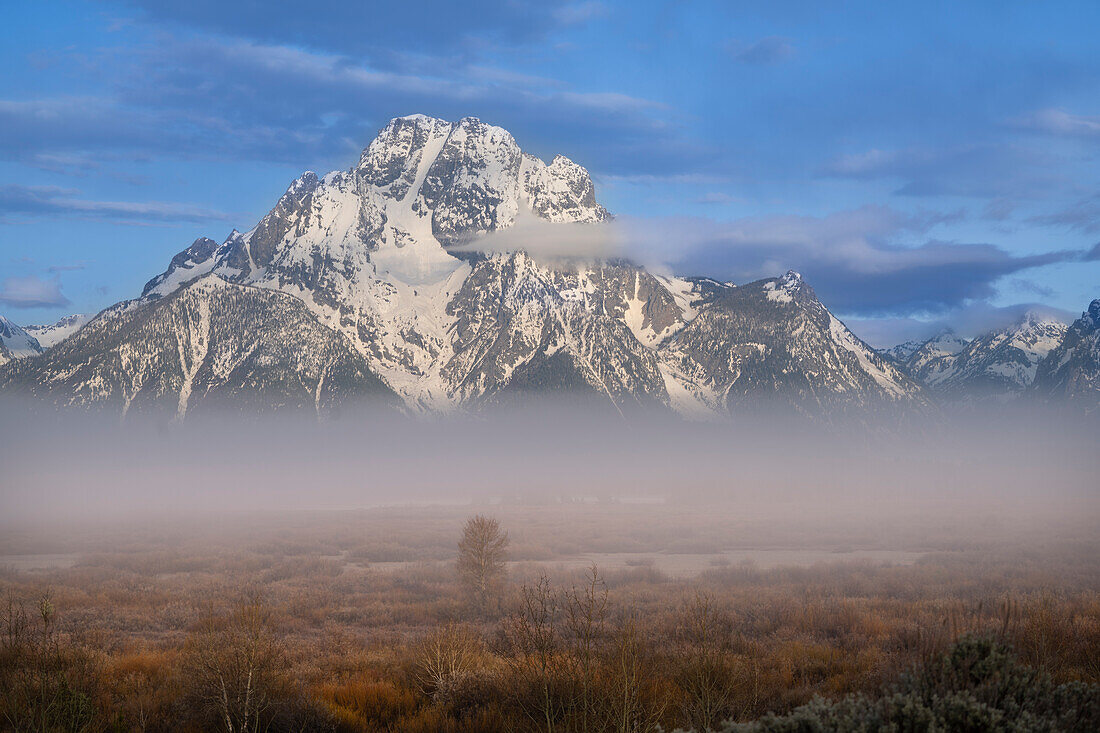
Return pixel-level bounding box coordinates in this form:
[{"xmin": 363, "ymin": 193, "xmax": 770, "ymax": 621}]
[
  {"xmin": 442, "ymin": 254, "xmax": 676, "ymax": 413},
  {"xmin": 0, "ymin": 277, "xmax": 399, "ymax": 417},
  {"xmin": 658, "ymin": 272, "xmax": 922, "ymax": 415},
  {"xmin": 1033, "ymin": 299, "xmax": 1100, "ymax": 408},
  {"xmin": 0, "ymin": 316, "xmax": 42, "ymax": 365}
]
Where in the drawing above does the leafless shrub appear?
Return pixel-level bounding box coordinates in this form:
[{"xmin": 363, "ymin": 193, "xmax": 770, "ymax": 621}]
[
  {"xmin": 504, "ymin": 573, "xmax": 565, "ymax": 731},
  {"xmin": 183, "ymin": 591, "xmax": 283, "ymax": 733},
  {"xmin": 563, "ymin": 564, "xmax": 609, "ymax": 731},
  {"xmin": 606, "ymin": 610, "xmax": 668, "ymax": 733},
  {"xmin": 675, "ymin": 592, "xmax": 738, "ymax": 732},
  {"xmin": 0, "ymin": 591, "xmax": 98, "ymax": 732},
  {"xmin": 414, "ymin": 624, "xmax": 489, "ymax": 705}
]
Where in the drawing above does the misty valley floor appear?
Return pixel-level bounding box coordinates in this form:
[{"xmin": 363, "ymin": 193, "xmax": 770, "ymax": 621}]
[{"xmin": 1, "ymin": 502, "xmax": 1098, "ymax": 731}]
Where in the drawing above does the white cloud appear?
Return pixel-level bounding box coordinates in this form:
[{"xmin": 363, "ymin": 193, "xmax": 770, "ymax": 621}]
[
  {"xmin": 0, "ymin": 275, "xmax": 70, "ymax": 309},
  {"xmin": 0, "ymin": 184, "xmax": 234, "ymax": 224},
  {"xmin": 1016, "ymin": 108, "xmax": 1100, "ymax": 139},
  {"xmin": 453, "ymin": 212, "xmax": 622, "ymax": 260}
]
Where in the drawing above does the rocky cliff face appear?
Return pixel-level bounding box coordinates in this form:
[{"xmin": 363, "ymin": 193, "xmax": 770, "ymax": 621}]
[{"xmin": 1, "ymin": 115, "xmax": 929, "ymax": 418}]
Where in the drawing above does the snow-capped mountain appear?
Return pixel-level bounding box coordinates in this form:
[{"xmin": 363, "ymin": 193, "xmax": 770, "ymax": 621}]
[
  {"xmin": 24, "ymin": 314, "xmax": 91, "ymax": 348},
  {"xmin": 1033, "ymin": 299, "xmax": 1100, "ymax": 409},
  {"xmin": 910, "ymin": 311, "xmax": 1068, "ymax": 400},
  {"xmin": 886, "ymin": 329, "xmax": 971, "ymax": 386},
  {"xmin": 0, "ymin": 115, "xmax": 926, "ymax": 418},
  {"xmin": 0, "ymin": 316, "xmax": 42, "ymax": 365}
]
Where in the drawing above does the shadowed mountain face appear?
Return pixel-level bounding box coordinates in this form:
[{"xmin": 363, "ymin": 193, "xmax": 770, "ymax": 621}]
[{"xmin": 2, "ymin": 115, "xmax": 931, "ymax": 418}]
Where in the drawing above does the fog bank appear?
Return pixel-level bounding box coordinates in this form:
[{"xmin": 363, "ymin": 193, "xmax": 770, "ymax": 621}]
[{"xmin": 2, "ymin": 397, "xmax": 1097, "ymax": 534}]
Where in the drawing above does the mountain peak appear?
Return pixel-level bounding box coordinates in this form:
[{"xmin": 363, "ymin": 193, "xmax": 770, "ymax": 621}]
[
  {"xmin": 1033, "ymin": 297, "xmax": 1100, "ymax": 404},
  {"xmin": 761, "ymin": 270, "xmax": 811, "ymax": 306},
  {"xmin": 288, "ymin": 171, "xmax": 319, "ymax": 194},
  {"xmin": 925, "ymin": 328, "xmax": 967, "ymax": 347},
  {"xmin": 1014, "ymin": 308, "xmax": 1064, "ymax": 330},
  {"xmin": 395, "ymin": 113, "xmax": 446, "ymax": 125},
  {"xmin": 780, "ymin": 270, "xmax": 803, "ymax": 286},
  {"xmin": 911, "ymin": 328, "xmax": 968, "ymax": 361}
]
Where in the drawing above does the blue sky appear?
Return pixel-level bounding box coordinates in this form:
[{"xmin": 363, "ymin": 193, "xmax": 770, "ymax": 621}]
[{"xmin": 1, "ymin": 0, "xmax": 1098, "ymax": 345}]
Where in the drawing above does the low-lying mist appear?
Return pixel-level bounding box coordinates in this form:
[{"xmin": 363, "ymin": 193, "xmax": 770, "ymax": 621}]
[
  {"xmin": 2, "ymin": 398, "xmax": 1097, "ymax": 733},
  {"xmin": 2, "ymin": 396, "xmax": 1097, "ymax": 539}
]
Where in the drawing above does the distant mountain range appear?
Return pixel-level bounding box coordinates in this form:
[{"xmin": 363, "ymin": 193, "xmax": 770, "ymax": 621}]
[
  {"xmin": 1, "ymin": 115, "xmax": 1096, "ymax": 417},
  {"xmin": 24, "ymin": 314, "xmax": 91, "ymax": 349},
  {"xmin": 875, "ymin": 305, "xmax": 1091, "ymax": 402}
]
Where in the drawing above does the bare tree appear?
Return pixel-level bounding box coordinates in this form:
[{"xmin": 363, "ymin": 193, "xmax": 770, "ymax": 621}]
[
  {"xmin": 184, "ymin": 592, "xmax": 282, "ymax": 733},
  {"xmin": 457, "ymin": 515, "xmax": 510, "ymax": 612}
]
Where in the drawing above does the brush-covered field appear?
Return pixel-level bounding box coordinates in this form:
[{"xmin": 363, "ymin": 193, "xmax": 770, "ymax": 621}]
[{"xmin": 2, "ymin": 502, "xmax": 1098, "ymax": 732}]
